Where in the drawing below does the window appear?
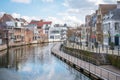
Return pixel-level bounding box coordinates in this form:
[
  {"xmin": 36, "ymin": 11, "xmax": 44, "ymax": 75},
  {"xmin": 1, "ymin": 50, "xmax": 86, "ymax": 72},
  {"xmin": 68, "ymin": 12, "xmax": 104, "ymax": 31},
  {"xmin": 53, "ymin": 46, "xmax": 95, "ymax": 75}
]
[
  {"xmin": 45, "ymin": 31, "xmax": 48, "ymax": 34},
  {"xmin": 115, "ymin": 23, "xmax": 119, "ymax": 30},
  {"xmin": 51, "ymin": 31, "xmax": 59, "ymax": 34},
  {"xmin": 55, "ymin": 35, "xmax": 60, "ymax": 39},
  {"xmin": 50, "ymin": 36, "xmax": 54, "ymax": 39},
  {"xmin": 38, "ymin": 27, "xmax": 41, "ymax": 29},
  {"xmin": 108, "ymin": 23, "xmax": 110, "ymax": 30},
  {"xmin": 15, "ymin": 22, "xmax": 17, "ymax": 27}
]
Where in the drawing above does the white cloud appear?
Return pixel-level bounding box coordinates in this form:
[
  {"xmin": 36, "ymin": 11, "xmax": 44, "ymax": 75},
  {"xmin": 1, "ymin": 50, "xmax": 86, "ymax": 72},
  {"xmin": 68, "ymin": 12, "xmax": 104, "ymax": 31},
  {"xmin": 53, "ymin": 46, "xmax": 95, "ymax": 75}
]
[
  {"xmin": 88, "ymin": 0, "xmax": 105, "ymax": 5},
  {"xmin": 0, "ymin": 12, "xmax": 5, "ymax": 18},
  {"xmin": 42, "ymin": 0, "xmax": 54, "ymax": 3},
  {"xmin": 11, "ymin": 13, "xmax": 40, "ymax": 22},
  {"xmin": 47, "ymin": 15, "xmax": 82, "ymax": 27},
  {"xmin": 21, "ymin": 16, "xmax": 40, "ymax": 22},
  {"xmin": 67, "ymin": 8, "xmax": 81, "ymax": 14},
  {"xmin": 62, "ymin": 15, "xmax": 83, "ymax": 26},
  {"xmin": 11, "ymin": 0, "xmax": 31, "ymax": 4},
  {"xmin": 61, "ymin": 0, "xmax": 116, "ymax": 25},
  {"xmin": 63, "ymin": 0, "xmax": 116, "ymax": 9},
  {"xmin": 47, "ymin": 17, "xmax": 64, "ymax": 25},
  {"xmin": 57, "ymin": 7, "xmax": 95, "ymax": 25},
  {"xmin": 12, "ymin": 13, "xmax": 21, "ymax": 18}
]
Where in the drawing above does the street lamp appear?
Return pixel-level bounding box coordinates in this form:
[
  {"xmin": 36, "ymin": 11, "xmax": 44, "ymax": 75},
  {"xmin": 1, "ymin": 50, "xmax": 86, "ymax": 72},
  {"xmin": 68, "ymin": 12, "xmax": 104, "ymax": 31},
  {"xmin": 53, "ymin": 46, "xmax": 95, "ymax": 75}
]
[
  {"xmin": 4, "ymin": 29, "xmax": 9, "ymax": 52},
  {"xmin": 4, "ymin": 29, "xmax": 9, "ymax": 68}
]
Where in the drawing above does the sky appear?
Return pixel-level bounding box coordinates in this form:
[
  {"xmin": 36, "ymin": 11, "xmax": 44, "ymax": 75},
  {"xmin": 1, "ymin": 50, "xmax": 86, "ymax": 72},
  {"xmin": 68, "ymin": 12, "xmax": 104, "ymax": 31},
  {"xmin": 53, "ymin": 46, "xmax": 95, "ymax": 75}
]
[{"xmin": 0, "ymin": 0, "xmax": 117, "ymax": 26}]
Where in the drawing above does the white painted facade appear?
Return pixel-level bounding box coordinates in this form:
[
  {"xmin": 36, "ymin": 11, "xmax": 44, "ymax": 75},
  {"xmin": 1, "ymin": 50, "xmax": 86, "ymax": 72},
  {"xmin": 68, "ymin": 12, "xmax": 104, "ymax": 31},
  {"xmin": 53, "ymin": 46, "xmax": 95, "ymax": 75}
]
[
  {"xmin": 48, "ymin": 26, "xmax": 67, "ymax": 42},
  {"xmin": 103, "ymin": 20, "xmax": 120, "ymax": 46},
  {"xmin": 42, "ymin": 24, "xmax": 51, "ymax": 34},
  {"xmin": 6, "ymin": 21, "xmax": 15, "ymax": 27}
]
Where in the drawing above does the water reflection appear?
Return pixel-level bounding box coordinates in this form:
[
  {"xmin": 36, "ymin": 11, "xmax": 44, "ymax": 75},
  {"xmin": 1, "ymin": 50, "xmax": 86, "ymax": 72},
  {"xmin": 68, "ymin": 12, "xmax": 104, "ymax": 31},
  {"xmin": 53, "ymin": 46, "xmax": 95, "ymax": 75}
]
[{"xmin": 0, "ymin": 43, "xmax": 91, "ymax": 80}]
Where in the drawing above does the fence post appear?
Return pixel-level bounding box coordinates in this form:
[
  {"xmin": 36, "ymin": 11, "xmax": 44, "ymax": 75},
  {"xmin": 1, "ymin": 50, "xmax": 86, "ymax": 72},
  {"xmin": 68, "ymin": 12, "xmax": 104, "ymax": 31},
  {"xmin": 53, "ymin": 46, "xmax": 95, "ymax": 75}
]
[
  {"xmin": 100, "ymin": 69, "xmax": 102, "ymax": 77},
  {"xmin": 108, "ymin": 72, "xmax": 109, "ymax": 80},
  {"xmin": 118, "ymin": 46, "xmax": 119, "ymax": 56}
]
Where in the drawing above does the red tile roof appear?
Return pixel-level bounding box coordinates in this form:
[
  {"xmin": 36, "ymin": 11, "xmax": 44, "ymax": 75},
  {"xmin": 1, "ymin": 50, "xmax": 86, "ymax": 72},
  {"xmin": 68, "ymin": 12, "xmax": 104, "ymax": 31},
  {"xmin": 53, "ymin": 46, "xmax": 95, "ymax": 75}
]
[{"xmin": 30, "ymin": 20, "xmax": 52, "ymax": 28}]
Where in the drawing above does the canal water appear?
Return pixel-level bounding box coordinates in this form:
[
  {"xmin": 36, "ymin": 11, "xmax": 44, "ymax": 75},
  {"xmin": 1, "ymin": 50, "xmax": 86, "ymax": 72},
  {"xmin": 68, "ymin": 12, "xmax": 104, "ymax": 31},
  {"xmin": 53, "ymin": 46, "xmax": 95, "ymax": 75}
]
[{"xmin": 0, "ymin": 43, "xmax": 91, "ymax": 80}]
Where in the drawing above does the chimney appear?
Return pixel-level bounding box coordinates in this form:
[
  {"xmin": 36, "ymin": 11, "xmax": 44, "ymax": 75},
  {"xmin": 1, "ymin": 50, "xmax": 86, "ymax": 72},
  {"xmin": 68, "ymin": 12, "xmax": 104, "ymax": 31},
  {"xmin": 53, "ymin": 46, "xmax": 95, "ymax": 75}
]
[{"xmin": 117, "ymin": 0, "xmax": 120, "ymax": 9}]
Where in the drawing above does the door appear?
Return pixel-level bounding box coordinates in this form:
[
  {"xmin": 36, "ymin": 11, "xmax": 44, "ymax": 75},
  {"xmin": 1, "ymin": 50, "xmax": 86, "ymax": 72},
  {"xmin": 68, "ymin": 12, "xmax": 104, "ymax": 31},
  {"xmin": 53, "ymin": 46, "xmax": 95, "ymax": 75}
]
[
  {"xmin": 115, "ymin": 36, "xmax": 119, "ymax": 46},
  {"xmin": 108, "ymin": 37, "xmax": 111, "ymax": 45}
]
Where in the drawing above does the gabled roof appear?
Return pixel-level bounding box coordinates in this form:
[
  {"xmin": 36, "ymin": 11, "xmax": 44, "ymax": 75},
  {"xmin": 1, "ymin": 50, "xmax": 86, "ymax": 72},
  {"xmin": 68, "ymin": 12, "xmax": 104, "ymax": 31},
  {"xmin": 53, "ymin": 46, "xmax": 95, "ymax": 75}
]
[
  {"xmin": 0, "ymin": 14, "xmax": 15, "ymax": 23},
  {"xmin": 30, "ymin": 20, "xmax": 52, "ymax": 28},
  {"xmin": 99, "ymin": 4, "xmax": 117, "ymax": 16}
]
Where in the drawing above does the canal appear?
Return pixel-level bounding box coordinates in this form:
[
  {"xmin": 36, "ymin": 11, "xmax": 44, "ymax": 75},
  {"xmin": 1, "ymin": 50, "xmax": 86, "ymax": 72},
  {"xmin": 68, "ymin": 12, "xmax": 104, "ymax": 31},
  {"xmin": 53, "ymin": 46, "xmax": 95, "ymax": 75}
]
[{"xmin": 0, "ymin": 43, "xmax": 91, "ymax": 80}]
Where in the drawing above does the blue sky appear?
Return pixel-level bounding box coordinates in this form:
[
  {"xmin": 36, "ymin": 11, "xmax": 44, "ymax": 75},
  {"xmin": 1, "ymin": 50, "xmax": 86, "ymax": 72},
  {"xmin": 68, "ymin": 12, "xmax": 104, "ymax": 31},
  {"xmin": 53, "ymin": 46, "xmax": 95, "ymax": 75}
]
[
  {"xmin": 0, "ymin": 0, "xmax": 65, "ymax": 17},
  {"xmin": 0, "ymin": 0, "xmax": 117, "ymax": 26}
]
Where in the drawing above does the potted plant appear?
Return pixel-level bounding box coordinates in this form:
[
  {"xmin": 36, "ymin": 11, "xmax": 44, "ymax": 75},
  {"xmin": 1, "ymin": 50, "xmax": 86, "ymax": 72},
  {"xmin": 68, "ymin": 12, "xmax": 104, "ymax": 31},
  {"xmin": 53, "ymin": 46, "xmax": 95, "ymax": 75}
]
[
  {"xmin": 86, "ymin": 41, "xmax": 88, "ymax": 47},
  {"xmin": 109, "ymin": 42, "xmax": 115, "ymax": 50},
  {"xmin": 94, "ymin": 42, "xmax": 98, "ymax": 48}
]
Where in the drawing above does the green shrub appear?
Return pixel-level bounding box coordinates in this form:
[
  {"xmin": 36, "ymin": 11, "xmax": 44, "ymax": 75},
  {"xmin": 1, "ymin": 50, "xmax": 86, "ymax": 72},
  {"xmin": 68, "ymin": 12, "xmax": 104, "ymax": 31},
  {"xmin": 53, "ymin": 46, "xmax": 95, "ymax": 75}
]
[
  {"xmin": 94, "ymin": 42, "xmax": 98, "ymax": 48},
  {"xmin": 109, "ymin": 42, "xmax": 115, "ymax": 50}
]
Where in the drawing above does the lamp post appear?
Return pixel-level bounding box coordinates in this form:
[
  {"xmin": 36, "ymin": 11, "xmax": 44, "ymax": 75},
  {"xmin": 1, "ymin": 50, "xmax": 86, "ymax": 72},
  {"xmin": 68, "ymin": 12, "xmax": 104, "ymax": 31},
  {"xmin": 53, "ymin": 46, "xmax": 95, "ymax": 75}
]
[
  {"xmin": 99, "ymin": 43, "xmax": 100, "ymax": 54},
  {"xmin": 4, "ymin": 29, "xmax": 9, "ymax": 68},
  {"xmin": 118, "ymin": 46, "xmax": 119, "ymax": 56}
]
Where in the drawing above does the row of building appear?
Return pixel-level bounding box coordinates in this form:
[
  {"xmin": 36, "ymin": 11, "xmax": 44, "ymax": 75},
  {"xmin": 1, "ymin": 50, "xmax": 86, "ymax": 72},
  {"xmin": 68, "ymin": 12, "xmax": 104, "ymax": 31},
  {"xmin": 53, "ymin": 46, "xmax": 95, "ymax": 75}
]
[
  {"xmin": 0, "ymin": 14, "xmax": 68, "ymax": 45},
  {"xmin": 80, "ymin": 1, "xmax": 120, "ymax": 46}
]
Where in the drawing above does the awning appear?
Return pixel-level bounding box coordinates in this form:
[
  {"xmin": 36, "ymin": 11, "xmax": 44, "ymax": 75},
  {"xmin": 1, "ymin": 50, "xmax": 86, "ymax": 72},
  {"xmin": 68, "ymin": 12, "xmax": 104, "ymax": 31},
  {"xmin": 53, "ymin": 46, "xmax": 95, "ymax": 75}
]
[{"xmin": 115, "ymin": 34, "xmax": 120, "ymax": 37}]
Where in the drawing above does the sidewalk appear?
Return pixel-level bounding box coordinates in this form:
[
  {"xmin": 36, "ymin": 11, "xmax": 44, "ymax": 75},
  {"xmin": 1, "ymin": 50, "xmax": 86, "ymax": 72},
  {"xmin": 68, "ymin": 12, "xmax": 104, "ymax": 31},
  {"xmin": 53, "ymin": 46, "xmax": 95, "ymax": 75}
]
[{"xmin": 100, "ymin": 65, "xmax": 120, "ymax": 75}]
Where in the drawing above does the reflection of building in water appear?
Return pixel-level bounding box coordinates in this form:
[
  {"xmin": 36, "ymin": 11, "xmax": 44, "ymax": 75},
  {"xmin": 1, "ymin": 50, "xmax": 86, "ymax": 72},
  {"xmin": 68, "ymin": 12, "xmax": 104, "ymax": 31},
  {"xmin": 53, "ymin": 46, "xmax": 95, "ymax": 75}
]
[
  {"xmin": 0, "ymin": 51, "xmax": 8, "ymax": 68},
  {"xmin": 0, "ymin": 46, "xmax": 30, "ymax": 70},
  {"xmin": 0, "ymin": 44, "xmax": 51, "ymax": 70}
]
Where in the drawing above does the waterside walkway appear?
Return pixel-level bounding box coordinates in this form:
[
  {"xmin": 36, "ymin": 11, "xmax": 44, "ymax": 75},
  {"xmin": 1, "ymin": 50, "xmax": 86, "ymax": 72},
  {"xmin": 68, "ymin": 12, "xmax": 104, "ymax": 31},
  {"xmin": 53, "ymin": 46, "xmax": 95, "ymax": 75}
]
[{"xmin": 51, "ymin": 43, "xmax": 120, "ymax": 80}]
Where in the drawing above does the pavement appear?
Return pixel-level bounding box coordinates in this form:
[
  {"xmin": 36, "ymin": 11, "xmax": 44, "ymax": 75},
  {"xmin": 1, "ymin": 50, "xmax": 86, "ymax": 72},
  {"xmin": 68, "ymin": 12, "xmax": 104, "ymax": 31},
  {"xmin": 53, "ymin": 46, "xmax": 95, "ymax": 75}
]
[{"xmin": 100, "ymin": 65, "xmax": 120, "ymax": 75}]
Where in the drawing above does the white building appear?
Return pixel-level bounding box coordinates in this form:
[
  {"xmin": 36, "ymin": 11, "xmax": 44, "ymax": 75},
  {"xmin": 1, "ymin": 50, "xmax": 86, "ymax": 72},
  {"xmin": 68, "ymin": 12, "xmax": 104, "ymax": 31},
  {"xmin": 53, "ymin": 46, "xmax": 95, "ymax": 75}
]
[
  {"xmin": 48, "ymin": 26, "xmax": 67, "ymax": 42},
  {"xmin": 103, "ymin": 1, "xmax": 120, "ymax": 46}
]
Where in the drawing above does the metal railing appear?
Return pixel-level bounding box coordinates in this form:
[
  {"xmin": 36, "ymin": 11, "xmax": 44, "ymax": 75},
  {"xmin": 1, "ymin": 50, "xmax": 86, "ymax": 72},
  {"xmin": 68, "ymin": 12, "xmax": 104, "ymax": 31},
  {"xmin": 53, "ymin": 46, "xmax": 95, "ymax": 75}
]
[{"xmin": 66, "ymin": 41, "xmax": 120, "ymax": 56}]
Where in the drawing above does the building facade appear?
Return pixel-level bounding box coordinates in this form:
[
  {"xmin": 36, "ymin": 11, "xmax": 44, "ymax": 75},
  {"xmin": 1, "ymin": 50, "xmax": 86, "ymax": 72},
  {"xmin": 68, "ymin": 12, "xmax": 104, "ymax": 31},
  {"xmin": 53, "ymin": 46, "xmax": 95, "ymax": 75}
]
[
  {"xmin": 96, "ymin": 4, "xmax": 116, "ymax": 44},
  {"xmin": 103, "ymin": 1, "xmax": 120, "ymax": 46}
]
